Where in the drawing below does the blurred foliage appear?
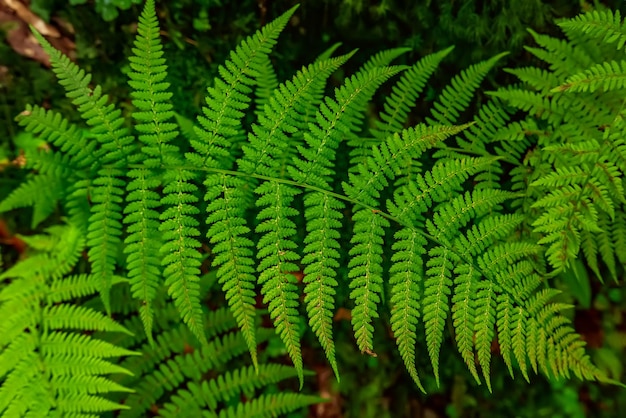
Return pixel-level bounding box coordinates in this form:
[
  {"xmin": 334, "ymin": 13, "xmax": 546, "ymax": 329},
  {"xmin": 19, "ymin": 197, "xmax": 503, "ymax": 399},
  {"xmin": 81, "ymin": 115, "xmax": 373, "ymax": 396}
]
[{"xmin": 2, "ymin": 1, "xmax": 626, "ymax": 417}]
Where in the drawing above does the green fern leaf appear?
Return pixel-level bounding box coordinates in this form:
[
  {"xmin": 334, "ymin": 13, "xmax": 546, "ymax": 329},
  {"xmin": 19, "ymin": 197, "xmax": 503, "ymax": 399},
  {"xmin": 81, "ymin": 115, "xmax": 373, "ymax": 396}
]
[
  {"xmin": 0, "ymin": 224, "xmax": 137, "ymax": 416},
  {"xmin": 255, "ymin": 181, "xmax": 303, "ymax": 383},
  {"xmin": 360, "ymin": 47, "xmax": 411, "ymax": 72},
  {"xmin": 423, "ymin": 246, "xmax": 456, "ymax": 386},
  {"xmin": 217, "ymin": 393, "xmax": 325, "ymax": 418},
  {"xmin": 474, "ymin": 280, "xmax": 497, "ymax": 391},
  {"xmin": 554, "ymin": 60, "xmax": 626, "ymax": 93},
  {"xmin": 558, "ymin": 9, "xmax": 626, "ymax": 50},
  {"xmin": 451, "ymin": 264, "xmax": 480, "ymax": 385},
  {"xmin": 0, "ymin": 169, "xmax": 65, "ymax": 228},
  {"xmin": 124, "ymin": 0, "xmax": 186, "ymax": 342},
  {"xmin": 159, "ymin": 169, "xmax": 205, "ymax": 343},
  {"xmin": 16, "ymin": 105, "xmax": 97, "ymax": 167},
  {"xmin": 197, "ymin": 6, "xmax": 302, "ymax": 368},
  {"xmin": 390, "ymin": 227, "xmax": 427, "ymax": 391},
  {"xmin": 161, "ymin": 364, "xmax": 303, "ymax": 416},
  {"xmin": 205, "ymin": 174, "xmax": 258, "ymax": 368}
]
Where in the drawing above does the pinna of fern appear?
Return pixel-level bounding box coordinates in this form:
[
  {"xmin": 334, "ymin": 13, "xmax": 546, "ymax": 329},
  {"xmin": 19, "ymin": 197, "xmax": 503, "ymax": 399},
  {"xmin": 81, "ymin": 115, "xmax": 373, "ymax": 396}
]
[{"xmin": 1, "ymin": 0, "xmax": 619, "ymax": 403}]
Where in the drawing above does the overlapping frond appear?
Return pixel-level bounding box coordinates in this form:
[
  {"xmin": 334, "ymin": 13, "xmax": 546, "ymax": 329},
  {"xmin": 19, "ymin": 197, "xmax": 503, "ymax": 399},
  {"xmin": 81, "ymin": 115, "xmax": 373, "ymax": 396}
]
[
  {"xmin": 374, "ymin": 46, "xmax": 454, "ymax": 137},
  {"xmin": 106, "ymin": 294, "xmax": 318, "ymax": 418},
  {"xmin": 0, "ymin": 164, "xmax": 66, "ymax": 228},
  {"xmin": 0, "ymin": 107, "xmax": 93, "ymax": 230},
  {"xmin": 558, "ymin": 9, "xmax": 626, "ymax": 50},
  {"xmin": 494, "ymin": 9, "xmax": 626, "ymax": 277},
  {"xmin": 188, "ymin": 5, "xmax": 298, "ymax": 170},
  {"xmin": 239, "ymin": 53, "xmax": 364, "ymax": 384},
  {"xmin": 348, "ymin": 47, "xmax": 454, "ymax": 178},
  {"xmin": 0, "ymin": 223, "xmax": 137, "ymax": 416},
  {"xmin": 554, "ymin": 60, "xmax": 626, "ymax": 93}
]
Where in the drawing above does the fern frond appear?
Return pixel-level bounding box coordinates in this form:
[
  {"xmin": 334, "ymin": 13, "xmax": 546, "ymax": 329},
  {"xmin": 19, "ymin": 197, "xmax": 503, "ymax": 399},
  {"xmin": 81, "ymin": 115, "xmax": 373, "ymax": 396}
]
[
  {"xmin": 87, "ymin": 166, "xmax": 126, "ymax": 313},
  {"xmin": 344, "ymin": 124, "xmax": 471, "ymax": 358},
  {"xmin": 120, "ymin": 331, "xmax": 257, "ymax": 417},
  {"xmin": 505, "ymin": 66, "xmax": 560, "ymax": 92},
  {"xmin": 124, "ymin": 167, "xmax": 162, "ymax": 342},
  {"xmin": 205, "ymin": 174, "xmax": 258, "ymax": 367},
  {"xmin": 128, "ymin": 0, "xmax": 181, "ymax": 169},
  {"xmin": 30, "ymin": 31, "xmax": 135, "ymax": 165},
  {"xmin": 360, "ymin": 47, "xmax": 411, "ymax": 72},
  {"xmin": 106, "ymin": 280, "xmax": 314, "ymax": 418},
  {"xmin": 613, "ymin": 210, "xmax": 626, "ymax": 266},
  {"xmin": 348, "ymin": 207, "xmax": 389, "ymax": 356},
  {"xmin": 315, "ymin": 42, "xmax": 342, "ymax": 62},
  {"xmin": 293, "ymin": 65, "xmax": 405, "ymax": 188},
  {"xmin": 6, "ymin": 3, "xmax": 616, "ymax": 405},
  {"xmin": 423, "ymin": 246, "xmax": 456, "ymax": 386},
  {"xmin": 345, "ymin": 47, "xmax": 455, "ymax": 181},
  {"xmin": 344, "ymin": 124, "xmax": 472, "ymax": 204},
  {"xmin": 161, "ymin": 364, "xmax": 303, "ymax": 416},
  {"xmin": 240, "ymin": 52, "xmax": 355, "ymax": 178},
  {"xmin": 195, "ymin": 6, "xmax": 303, "ymax": 368},
  {"xmin": 474, "ymin": 280, "xmax": 497, "ymax": 391},
  {"xmin": 525, "ymin": 29, "xmax": 593, "ymax": 79},
  {"xmin": 558, "ymin": 9, "xmax": 626, "ymax": 50},
  {"xmin": 455, "ymin": 214, "xmax": 526, "ymax": 261},
  {"xmin": 387, "ymin": 156, "xmax": 499, "ymax": 223},
  {"xmin": 254, "ymin": 54, "xmax": 279, "ymax": 114},
  {"xmin": 554, "ymin": 60, "xmax": 626, "ymax": 93},
  {"xmin": 451, "ymin": 264, "xmax": 480, "ymax": 384},
  {"xmin": 0, "ymin": 169, "xmax": 66, "ymax": 228},
  {"xmin": 44, "ymin": 303, "xmax": 132, "ymax": 334},
  {"xmin": 217, "ymin": 392, "xmax": 324, "ymax": 418},
  {"xmin": 47, "ymin": 274, "xmax": 126, "ymax": 304},
  {"xmin": 16, "ymin": 105, "xmax": 97, "ymax": 167},
  {"xmin": 0, "ymin": 224, "xmax": 137, "ymax": 416}
]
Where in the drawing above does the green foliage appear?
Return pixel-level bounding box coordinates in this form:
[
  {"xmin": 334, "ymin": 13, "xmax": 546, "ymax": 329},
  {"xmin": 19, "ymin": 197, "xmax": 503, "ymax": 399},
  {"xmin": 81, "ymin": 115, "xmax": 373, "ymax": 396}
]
[
  {"xmin": 491, "ymin": 8, "xmax": 626, "ymax": 279},
  {"xmin": 2, "ymin": 1, "xmax": 625, "ymax": 416},
  {"xmin": 0, "ymin": 223, "xmax": 137, "ymax": 415},
  {"xmin": 0, "ymin": 222, "xmax": 319, "ymax": 416}
]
